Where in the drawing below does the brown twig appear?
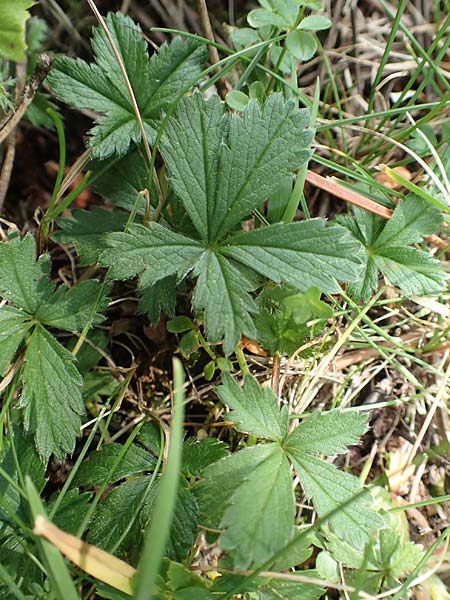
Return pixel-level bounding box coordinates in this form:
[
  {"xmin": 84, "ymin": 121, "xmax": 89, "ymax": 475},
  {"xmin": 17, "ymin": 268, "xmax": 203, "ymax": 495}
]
[
  {"xmin": 0, "ymin": 54, "xmax": 52, "ymax": 144},
  {"xmin": 197, "ymin": 0, "xmax": 228, "ymax": 100}
]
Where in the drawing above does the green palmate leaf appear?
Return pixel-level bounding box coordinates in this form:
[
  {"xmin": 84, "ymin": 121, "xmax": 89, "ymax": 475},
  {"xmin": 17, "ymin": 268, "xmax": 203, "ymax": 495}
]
[
  {"xmin": 346, "ymin": 255, "xmax": 378, "ymax": 302},
  {"xmin": 288, "ymin": 452, "xmax": 383, "ymax": 546},
  {"xmin": 339, "ymin": 197, "xmax": 446, "ymax": 301},
  {"xmin": 54, "ymin": 207, "xmax": 129, "ymax": 265},
  {"xmin": 160, "ymin": 93, "xmax": 312, "ymax": 241},
  {"xmin": 102, "ymin": 222, "xmax": 204, "ymax": 282},
  {"xmin": 47, "ymin": 13, "xmax": 206, "ymax": 159},
  {"xmin": 0, "ymin": 0, "xmax": 34, "ymax": 62},
  {"xmin": 223, "ymin": 220, "xmax": 363, "ymax": 293},
  {"xmin": 284, "ymin": 410, "xmax": 367, "ymax": 456},
  {"xmin": 101, "ymin": 95, "xmax": 363, "ymax": 353},
  {"xmin": 0, "ymin": 306, "xmax": 31, "ymax": 375},
  {"xmin": 254, "ymin": 285, "xmax": 331, "ymax": 356},
  {"xmin": 283, "ymin": 286, "xmax": 333, "ymax": 322},
  {"xmin": 73, "ymin": 442, "xmax": 156, "ymax": 488},
  {"xmin": 19, "ymin": 325, "xmax": 84, "ymax": 461},
  {"xmin": 217, "ymin": 374, "xmax": 288, "ymax": 441},
  {"xmin": 35, "ymin": 279, "xmax": 109, "ymax": 331},
  {"xmin": 327, "ymin": 517, "xmax": 423, "ymax": 582},
  {"xmin": 192, "ymin": 251, "xmax": 258, "ymax": 355},
  {"xmin": 0, "ymin": 234, "xmax": 108, "ymax": 330},
  {"xmin": 0, "ymin": 234, "xmax": 54, "ymax": 314},
  {"xmin": 220, "ymin": 444, "xmax": 294, "ymax": 569},
  {"xmin": 157, "ymin": 560, "xmax": 212, "ymax": 599},
  {"xmin": 270, "ymin": 531, "xmax": 313, "ymax": 571}
]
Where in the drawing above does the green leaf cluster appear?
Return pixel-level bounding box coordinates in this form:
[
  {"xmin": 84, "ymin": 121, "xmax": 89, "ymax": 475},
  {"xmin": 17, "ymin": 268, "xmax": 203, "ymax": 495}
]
[
  {"xmin": 100, "ymin": 93, "xmax": 362, "ymax": 354},
  {"xmin": 255, "ymin": 284, "xmax": 333, "ymax": 355},
  {"xmin": 195, "ymin": 374, "xmax": 383, "ymax": 569},
  {"xmin": 0, "ymin": 234, "xmax": 108, "ymax": 461},
  {"xmin": 338, "ymin": 196, "xmax": 447, "ymax": 301},
  {"xmin": 229, "ymin": 0, "xmax": 331, "ymax": 96},
  {"xmin": 321, "ymin": 503, "xmax": 423, "ymax": 595},
  {"xmin": 46, "ymin": 12, "xmax": 206, "ymax": 159}
]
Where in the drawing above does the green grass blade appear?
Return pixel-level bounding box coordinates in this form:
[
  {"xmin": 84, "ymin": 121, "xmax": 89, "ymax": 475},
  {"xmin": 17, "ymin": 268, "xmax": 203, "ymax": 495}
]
[
  {"xmin": 282, "ymin": 78, "xmax": 320, "ymax": 222},
  {"xmin": 26, "ymin": 476, "xmax": 79, "ymax": 600},
  {"xmin": 133, "ymin": 358, "xmax": 185, "ymax": 600}
]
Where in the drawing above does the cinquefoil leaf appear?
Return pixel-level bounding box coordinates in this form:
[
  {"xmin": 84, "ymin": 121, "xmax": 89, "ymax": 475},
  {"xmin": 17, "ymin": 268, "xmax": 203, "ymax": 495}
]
[
  {"xmin": 160, "ymin": 93, "xmax": 312, "ymax": 241},
  {"xmin": 87, "ymin": 475, "xmax": 154, "ymax": 556},
  {"xmin": 284, "ymin": 410, "xmax": 367, "ymax": 456},
  {"xmin": 19, "ymin": 325, "xmax": 84, "ymax": 461},
  {"xmin": 0, "ymin": 234, "xmax": 108, "ymax": 330},
  {"xmin": 139, "ymin": 276, "xmax": 177, "ymax": 324},
  {"xmin": 181, "ymin": 438, "xmax": 228, "ymax": 477},
  {"xmin": 217, "ymin": 374, "xmax": 288, "ymax": 441},
  {"xmin": 223, "ymin": 220, "xmax": 363, "ymax": 292},
  {"xmin": 288, "ymin": 452, "xmax": 384, "ymax": 546},
  {"xmin": 47, "ymin": 13, "xmax": 206, "ymax": 159},
  {"xmin": 339, "ymin": 197, "xmax": 446, "ymax": 301}
]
